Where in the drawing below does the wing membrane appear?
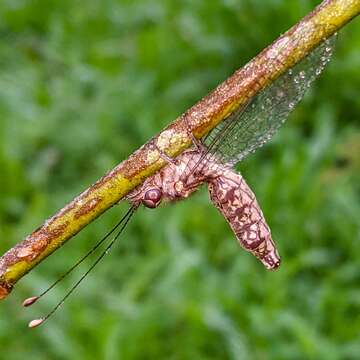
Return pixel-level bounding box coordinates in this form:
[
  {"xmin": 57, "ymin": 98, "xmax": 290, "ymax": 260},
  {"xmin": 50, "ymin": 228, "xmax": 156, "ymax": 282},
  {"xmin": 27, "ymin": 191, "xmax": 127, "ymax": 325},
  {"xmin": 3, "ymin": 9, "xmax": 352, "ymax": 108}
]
[{"xmin": 204, "ymin": 35, "xmax": 336, "ymax": 166}]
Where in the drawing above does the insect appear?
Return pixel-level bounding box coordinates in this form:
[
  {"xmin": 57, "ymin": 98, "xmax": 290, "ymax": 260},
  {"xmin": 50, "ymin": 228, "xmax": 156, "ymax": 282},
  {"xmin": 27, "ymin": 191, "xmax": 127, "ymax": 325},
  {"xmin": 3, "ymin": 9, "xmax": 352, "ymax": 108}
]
[
  {"xmin": 127, "ymin": 147, "xmax": 281, "ymax": 270},
  {"xmin": 24, "ymin": 35, "xmax": 335, "ymax": 327},
  {"xmin": 127, "ymin": 35, "xmax": 335, "ymax": 270}
]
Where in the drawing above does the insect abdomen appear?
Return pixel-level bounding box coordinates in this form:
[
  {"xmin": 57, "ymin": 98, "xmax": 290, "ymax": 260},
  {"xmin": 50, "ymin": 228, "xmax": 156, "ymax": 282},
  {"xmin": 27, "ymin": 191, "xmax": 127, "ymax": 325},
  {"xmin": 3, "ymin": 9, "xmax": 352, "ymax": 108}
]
[{"xmin": 208, "ymin": 171, "xmax": 280, "ymax": 270}]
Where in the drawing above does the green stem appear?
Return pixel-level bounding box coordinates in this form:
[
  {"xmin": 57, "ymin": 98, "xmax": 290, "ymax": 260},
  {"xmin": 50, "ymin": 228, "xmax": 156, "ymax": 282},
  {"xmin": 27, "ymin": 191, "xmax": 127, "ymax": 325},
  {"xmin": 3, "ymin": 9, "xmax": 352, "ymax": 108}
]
[{"xmin": 0, "ymin": 0, "xmax": 359, "ymax": 299}]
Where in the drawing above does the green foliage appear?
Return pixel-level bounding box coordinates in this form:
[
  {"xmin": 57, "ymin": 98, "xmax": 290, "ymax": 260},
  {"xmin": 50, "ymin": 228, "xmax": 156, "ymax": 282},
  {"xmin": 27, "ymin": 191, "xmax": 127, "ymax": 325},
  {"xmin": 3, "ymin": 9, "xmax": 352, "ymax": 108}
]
[{"xmin": 0, "ymin": 1, "xmax": 359, "ymax": 359}]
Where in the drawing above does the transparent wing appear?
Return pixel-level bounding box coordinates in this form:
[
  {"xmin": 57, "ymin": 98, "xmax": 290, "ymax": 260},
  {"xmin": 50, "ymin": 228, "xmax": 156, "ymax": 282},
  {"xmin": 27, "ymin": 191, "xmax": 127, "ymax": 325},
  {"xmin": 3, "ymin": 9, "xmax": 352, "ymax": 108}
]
[{"xmin": 204, "ymin": 35, "xmax": 336, "ymax": 167}]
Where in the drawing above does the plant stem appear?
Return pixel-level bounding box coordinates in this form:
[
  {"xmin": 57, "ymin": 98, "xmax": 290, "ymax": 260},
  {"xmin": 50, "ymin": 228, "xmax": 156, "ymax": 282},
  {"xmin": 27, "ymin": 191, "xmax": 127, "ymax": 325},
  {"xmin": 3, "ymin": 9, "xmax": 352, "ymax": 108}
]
[{"xmin": 0, "ymin": 0, "xmax": 359, "ymax": 299}]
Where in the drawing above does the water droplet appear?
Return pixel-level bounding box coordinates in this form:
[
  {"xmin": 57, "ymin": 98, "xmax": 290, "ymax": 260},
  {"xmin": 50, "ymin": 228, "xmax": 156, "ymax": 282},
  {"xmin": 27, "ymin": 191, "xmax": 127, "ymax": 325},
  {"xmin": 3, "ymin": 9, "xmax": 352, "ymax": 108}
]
[
  {"xmin": 299, "ymin": 71, "xmax": 306, "ymax": 79},
  {"xmin": 277, "ymin": 90, "xmax": 285, "ymax": 98},
  {"xmin": 267, "ymin": 48, "xmax": 278, "ymax": 59}
]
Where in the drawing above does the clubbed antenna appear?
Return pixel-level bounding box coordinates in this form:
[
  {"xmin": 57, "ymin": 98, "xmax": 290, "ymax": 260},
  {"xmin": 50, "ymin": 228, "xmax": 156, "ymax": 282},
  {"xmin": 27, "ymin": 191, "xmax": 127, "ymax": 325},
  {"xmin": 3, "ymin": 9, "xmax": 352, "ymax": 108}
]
[{"xmin": 25, "ymin": 206, "xmax": 136, "ymax": 328}]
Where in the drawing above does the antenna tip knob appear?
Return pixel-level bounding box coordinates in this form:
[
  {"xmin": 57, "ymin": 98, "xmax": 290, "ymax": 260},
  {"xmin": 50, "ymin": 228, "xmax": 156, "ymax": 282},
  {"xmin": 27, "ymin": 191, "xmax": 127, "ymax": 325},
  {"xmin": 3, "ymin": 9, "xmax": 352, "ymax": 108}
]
[
  {"xmin": 22, "ymin": 296, "xmax": 39, "ymax": 307},
  {"xmin": 28, "ymin": 318, "xmax": 44, "ymax": 328}
]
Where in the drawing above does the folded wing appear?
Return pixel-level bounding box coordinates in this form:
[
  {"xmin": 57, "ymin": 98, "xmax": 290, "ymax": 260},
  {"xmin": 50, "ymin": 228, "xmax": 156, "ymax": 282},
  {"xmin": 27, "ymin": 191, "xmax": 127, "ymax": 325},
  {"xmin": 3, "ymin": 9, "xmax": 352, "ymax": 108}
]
[{"xmin": 204, "ymin": 35, "xmax": 335, "ymax": 167}]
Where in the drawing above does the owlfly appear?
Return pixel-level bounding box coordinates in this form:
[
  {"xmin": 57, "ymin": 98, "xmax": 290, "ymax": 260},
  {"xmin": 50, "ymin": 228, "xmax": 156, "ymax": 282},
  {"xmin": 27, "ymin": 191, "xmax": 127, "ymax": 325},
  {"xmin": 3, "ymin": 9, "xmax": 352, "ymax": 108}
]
[{"xmin": 21, "ymin": 32, "xmax": 336, "ymax": 328}]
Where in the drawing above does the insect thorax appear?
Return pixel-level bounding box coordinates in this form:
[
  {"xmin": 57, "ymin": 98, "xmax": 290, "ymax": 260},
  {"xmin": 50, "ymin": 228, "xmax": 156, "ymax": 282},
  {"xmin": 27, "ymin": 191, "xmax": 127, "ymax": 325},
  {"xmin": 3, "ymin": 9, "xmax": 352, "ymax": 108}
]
[{"xmin": 127, "ymin": 149, "xmax": 225, "ymax": 208}]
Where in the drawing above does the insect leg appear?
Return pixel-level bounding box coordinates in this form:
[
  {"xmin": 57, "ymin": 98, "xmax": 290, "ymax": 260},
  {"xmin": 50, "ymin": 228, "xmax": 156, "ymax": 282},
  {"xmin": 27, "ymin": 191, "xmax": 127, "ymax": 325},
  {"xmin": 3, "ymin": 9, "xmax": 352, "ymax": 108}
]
[
  {"xmin": 182, "ymin": 116, "xmax": 205, "ymax": 152},
  {"xmin": 156, "ymin": 146, "xmax": 180, "ymax": 165}
]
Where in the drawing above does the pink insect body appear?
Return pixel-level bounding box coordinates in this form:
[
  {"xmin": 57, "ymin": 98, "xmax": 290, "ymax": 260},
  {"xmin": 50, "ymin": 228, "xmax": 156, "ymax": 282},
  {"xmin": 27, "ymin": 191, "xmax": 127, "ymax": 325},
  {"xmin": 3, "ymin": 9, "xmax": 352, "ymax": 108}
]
[
  {"xmin": 21, "ymin": 34, "xmax": 335, "ymax": 328},
  {"xmin": 128, "ymin": 149, "xmax": 280, "ymax": 270},
  {"xmin": 128, "ymin": 36, "xmax": 334, "ymax": 270}
]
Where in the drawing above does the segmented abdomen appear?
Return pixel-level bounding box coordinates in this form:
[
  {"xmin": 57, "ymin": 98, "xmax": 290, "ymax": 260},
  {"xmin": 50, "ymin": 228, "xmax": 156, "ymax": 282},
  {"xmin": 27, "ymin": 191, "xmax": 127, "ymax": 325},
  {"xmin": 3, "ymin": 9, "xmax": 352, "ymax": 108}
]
[{"xmin": 208, "ymin": 171, "xmax": 280, "ymax": 270}]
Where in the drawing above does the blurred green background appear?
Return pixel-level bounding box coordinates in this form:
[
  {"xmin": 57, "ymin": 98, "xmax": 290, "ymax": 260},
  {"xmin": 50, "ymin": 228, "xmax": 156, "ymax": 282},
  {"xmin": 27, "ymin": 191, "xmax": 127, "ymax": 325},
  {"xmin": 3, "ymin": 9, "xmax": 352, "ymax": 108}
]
[{"xmin": 0, "ymin": 1, "xmax": 359, "ymax": 359}]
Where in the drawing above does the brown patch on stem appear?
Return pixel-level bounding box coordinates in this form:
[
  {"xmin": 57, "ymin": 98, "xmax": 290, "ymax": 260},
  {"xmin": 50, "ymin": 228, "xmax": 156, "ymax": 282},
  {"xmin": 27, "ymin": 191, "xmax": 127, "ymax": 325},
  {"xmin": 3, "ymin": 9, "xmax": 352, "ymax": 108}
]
[
  {"xmin": 0, "ymin": 283, "xmax": 11, "ymax": 300},
  {"xmin": 47, "ymin": 223, "xmax": 69, "ymax": 238},
  {"xmin": 17, "ymin": 247, "xmax": 34, "ymax": 259},
  {"xmin": 74, "ymin": 197, "xmax": 103, "ymax": 219},
  {"xmin": 30, "ymin": 237, "xmax": 48, "ymax": 253}
]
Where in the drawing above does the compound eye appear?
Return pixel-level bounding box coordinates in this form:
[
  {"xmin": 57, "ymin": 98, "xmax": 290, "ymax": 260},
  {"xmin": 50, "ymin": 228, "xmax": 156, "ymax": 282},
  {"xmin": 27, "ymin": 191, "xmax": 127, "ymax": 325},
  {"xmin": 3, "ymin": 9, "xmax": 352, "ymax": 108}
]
[{"xmin": 142, "ymin": 188, "xmax": 162, "ymax": 209}]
